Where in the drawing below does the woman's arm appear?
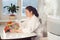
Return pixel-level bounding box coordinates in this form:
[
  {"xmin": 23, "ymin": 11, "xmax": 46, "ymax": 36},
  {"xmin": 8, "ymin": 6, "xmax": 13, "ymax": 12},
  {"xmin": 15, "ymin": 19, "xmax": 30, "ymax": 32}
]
[
  {"xmin": 21, "ymin": 19, "xmax": 40, "ymax": 33},
  {"xmin": 10, "ymin": 28, "xmax": 22, "ymax": 33},
  {"xmin": 10, "ymin": 21, "xmax": 22, "ymax": 33}
]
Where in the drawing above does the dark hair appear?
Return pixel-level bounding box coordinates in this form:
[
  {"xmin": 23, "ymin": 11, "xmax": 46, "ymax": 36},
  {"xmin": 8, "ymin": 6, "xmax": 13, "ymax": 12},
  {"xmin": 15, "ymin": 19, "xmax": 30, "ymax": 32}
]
[{"xmin": 26, "ymin": 6, "xmax": 39, "ymax": 17}]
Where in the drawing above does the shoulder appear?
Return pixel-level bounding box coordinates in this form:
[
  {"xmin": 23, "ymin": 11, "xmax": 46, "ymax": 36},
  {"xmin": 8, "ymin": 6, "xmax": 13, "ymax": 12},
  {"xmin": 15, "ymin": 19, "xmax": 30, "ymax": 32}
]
[{"xmin": 33, "ymin": 15, "xmax": 40, "ymax": 23}]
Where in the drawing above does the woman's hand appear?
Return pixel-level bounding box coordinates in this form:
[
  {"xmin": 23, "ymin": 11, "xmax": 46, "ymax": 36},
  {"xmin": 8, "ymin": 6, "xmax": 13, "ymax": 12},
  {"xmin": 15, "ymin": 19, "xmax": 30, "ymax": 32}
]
[
  {"xmin": 14, "ymin": 30, "xmax": 22, "ymax": 33},
  {"xmin": 9, "ymin": 22, "xmax": 22, "ymax": 33},
  {"xmin": 10, "ymin": 29, "xmax": 22, "ymax": 33}
]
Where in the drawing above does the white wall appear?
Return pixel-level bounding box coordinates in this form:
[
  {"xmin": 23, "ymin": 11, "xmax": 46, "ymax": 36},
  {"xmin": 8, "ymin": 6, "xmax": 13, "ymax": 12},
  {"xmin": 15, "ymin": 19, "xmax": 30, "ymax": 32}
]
[
  {"xmin": 57, "ymin": 0, "xmax": 60, "ymax": 16},
  {"xmin": 0, "ymin": 0, "xmax": 2, "ymax": 20},
  {"xmin": 47, "ymin": 16, "xmax": 60, "ymax": 35}
]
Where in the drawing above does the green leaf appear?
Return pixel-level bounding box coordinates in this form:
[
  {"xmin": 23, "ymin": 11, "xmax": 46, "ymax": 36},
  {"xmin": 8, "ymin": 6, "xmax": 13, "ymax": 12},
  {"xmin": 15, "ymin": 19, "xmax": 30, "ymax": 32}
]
[
  {"xmin": 4, "ymin": 6, "xmax": 9, "ymax": 8},
  {"xmin": 3, "ymin": 3, "xmax": 19, "ymax": 14}
]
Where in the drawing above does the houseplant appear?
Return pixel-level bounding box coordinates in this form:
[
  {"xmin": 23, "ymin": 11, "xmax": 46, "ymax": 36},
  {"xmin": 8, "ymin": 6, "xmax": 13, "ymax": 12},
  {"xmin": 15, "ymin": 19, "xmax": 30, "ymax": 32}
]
[{"xmin": 4, "ymin": 3, "xmax": 19, "ymax": 19}]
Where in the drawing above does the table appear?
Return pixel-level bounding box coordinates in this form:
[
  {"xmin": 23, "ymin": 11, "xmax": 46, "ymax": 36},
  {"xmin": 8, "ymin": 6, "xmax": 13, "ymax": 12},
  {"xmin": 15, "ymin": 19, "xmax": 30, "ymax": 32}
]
[
  {"xmin": 0, "ymin": 20, "xmax": 37, "ymax": 40},
  {"xmin": 0, "ymin": 33, "xmax": 36, "ymax": 40}
]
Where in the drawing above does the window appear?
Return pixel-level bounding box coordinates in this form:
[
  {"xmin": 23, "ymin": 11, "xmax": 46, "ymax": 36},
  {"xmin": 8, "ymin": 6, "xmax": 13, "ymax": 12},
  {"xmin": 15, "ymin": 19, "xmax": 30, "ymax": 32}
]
[
  {"xmin": 21, "ymin": 0, "xmax": 38, "ymax": 16},
  {"xmin": 2, "ymin": 0, "xmax": 17, "ymax": 15},
  {"xmin": 2, "ymin": 0, "xmax": 38, "ymax": 16}
]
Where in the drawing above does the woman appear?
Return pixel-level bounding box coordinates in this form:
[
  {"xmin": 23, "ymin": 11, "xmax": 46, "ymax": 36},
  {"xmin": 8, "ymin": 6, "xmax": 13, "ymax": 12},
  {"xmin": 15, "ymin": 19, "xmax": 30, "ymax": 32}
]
[{"xmin": 12, "ymin": 6, "xmax": 41, "ymax": 40}]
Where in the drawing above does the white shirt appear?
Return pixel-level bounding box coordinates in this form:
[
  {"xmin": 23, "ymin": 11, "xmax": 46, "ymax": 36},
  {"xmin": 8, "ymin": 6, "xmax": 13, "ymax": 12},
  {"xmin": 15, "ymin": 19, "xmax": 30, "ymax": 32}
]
[{"xmin": 16, "ymin": 15, "xmax": 40, "ymax": 33}]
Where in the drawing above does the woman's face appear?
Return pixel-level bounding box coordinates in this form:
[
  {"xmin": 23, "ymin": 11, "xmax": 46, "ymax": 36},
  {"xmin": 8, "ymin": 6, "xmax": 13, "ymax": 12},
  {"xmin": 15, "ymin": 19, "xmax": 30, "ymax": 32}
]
[{"xmin": 25, "ymin": 9, "xmax": 33, "ymax": 17}]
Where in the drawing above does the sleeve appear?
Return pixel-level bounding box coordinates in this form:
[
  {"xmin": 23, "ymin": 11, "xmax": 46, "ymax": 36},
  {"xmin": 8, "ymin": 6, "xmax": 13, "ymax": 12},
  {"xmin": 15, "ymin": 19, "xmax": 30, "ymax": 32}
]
[
  {"xmin": 15, "ymin": 20, "xmax": 21, "ymax": 24},
  {"xmin": 21, "ymin": 19, "xmax": 40, "ymax": 33},
  {"xmin": 15, "ymin": 20, "xmax": 26, "ymax": 25},
  {"xmin": 15, "ymin": 20, "xmax": 27, "ymax": 30}
]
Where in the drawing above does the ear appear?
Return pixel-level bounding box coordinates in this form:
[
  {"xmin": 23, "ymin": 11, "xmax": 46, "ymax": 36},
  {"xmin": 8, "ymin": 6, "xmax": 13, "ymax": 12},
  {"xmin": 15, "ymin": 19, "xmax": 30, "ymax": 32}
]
[{"xmin": 30, "ymin": 11, "xmax": 33, "ymax": 14}]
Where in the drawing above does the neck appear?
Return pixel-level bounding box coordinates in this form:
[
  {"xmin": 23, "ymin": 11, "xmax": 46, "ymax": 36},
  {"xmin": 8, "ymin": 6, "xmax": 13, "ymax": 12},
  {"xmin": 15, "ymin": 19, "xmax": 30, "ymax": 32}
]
[{"xmin": 29, "ymin": 15, "xmax": 33, "ymax": 18}]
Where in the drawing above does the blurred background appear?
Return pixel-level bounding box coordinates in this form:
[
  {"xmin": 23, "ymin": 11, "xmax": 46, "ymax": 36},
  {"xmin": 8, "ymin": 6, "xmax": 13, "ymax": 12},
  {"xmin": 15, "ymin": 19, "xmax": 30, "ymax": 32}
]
[{"xmin": 0, "ymin": 0, "xmax": 60, "ymax": 40}]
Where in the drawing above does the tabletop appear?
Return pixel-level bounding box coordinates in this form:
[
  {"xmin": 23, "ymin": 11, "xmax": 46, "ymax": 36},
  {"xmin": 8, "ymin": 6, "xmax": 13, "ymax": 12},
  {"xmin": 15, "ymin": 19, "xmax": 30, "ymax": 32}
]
[{"xmin": 0, "ymin": 20, "xmax": 37, "ymax": 39}]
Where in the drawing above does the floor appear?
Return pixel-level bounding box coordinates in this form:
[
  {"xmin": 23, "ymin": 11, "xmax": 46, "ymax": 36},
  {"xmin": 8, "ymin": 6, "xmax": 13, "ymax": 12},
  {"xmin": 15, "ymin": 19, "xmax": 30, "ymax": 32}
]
[{"xmin": 40, "ymin": 37, "xmax": 48, "ymax": 40}]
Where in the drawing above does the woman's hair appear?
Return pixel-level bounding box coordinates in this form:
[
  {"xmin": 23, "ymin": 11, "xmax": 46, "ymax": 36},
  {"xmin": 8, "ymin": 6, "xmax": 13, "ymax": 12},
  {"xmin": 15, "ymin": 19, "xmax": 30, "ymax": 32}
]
[{"xmin": 25, "ymin": 6, "xmax": 39, "ymax": 17}]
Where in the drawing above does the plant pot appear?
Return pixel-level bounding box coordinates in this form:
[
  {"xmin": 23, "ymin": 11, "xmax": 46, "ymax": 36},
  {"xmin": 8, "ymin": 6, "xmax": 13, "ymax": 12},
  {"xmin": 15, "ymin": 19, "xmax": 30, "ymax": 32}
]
[{"xmin": 9, "ymin": 14, "xmax": 16, "ymax": 20}]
